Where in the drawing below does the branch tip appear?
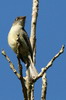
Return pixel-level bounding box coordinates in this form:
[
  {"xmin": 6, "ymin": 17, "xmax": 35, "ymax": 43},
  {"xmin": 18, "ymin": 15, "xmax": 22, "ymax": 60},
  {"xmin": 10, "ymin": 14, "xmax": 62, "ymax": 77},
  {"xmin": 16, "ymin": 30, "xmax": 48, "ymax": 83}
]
[
  {"xmin": 2, "ymin": 49, "xmax": 6, "ymax": 56},
  {"xmin": 60, "ymin": 45, "xmax": 65, "ymax": 53}
]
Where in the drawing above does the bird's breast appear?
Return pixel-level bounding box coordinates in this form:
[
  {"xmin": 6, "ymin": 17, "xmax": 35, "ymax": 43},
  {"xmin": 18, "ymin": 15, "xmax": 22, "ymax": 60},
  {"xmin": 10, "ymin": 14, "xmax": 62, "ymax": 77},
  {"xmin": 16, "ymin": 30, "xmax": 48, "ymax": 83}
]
[
  {"xmin": 8, "ymin": 25, "xmax": 30, "ymax": 59},
  {"xmin": 8, "ymin": 32, "xmax": 18, "ymax": 53},
  {"xmin": 8, "ymin": 25, "xmax": 22, "ymax": 52}
]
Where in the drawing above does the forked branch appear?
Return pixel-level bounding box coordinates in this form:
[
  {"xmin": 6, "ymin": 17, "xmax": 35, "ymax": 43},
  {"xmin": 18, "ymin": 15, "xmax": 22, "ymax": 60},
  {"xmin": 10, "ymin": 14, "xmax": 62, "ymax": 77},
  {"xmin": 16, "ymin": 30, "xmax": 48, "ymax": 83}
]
[
  {"xmin": 2, "ymin": 50, "xmax": 27, "ymax": 100},
  {"xmin": 34, "ymin": 45, "xmax": 65, "ymax": 81}
]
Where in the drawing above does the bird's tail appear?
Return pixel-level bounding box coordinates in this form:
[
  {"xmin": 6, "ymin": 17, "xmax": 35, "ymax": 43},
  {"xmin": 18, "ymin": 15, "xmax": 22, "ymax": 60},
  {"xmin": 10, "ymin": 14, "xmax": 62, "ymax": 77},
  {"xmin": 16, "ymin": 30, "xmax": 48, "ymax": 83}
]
[{"xmin": 28, "ymin": 55, "xmax": 38, "ymax": 78}]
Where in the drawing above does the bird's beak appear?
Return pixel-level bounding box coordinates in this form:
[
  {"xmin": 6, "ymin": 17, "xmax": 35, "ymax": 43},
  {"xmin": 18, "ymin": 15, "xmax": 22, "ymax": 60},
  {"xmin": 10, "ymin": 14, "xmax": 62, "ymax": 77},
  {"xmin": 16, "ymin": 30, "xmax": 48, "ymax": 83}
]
[{"xmin": 20, "ymin": 16, "xmax": 26, "ymax": 19}]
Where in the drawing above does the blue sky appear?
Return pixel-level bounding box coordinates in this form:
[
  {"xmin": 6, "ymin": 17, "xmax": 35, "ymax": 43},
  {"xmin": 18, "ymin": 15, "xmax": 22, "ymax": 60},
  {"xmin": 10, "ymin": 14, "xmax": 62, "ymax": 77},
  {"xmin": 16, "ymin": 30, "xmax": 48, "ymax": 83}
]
[{"xmin": 0, "ymin": 0, "xmax": 66, "ymax": 100}]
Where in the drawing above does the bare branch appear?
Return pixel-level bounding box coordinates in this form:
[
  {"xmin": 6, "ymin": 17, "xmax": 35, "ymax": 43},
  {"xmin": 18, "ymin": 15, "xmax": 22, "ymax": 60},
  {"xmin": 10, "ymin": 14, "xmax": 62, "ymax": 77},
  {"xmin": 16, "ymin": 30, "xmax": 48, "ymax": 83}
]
[
  {"xmin": 17, "ymin": 57, "xmax": 22, "ymax": 76},
  {"xmin": 2, "ymin": 50, "xmax": 28, "ymax": 100},
  {"xmin": 31, "ymin": 84, "xmax": 34, "ymax": 100},
  {"xmin": 2, "ymin": 50, "xmax": 21, "ymax": 79},
  {"xmin": 41, "ymin": 73, "xmax": 47, "ymax": 100},
  {"xmin": 29, "ymin": 0, "xmax": 39, "ymax": 99},
  {"xmin": 34, "ymin": 45, "xmax": 65, "ymax": 81},
  {"xmin": 20, "ymin": 74, "xmax": 28, "ymax": 100},
  {"xmin": 30, "ymin": 0, "xmax": 39, "ymax": 64}
]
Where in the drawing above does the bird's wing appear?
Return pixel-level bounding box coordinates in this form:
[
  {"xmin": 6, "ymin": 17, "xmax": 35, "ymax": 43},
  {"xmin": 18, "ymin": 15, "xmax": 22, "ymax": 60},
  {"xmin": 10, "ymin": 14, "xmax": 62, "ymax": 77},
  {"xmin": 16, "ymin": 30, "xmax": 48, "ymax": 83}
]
[{"xmin": 19, "ymin": 28, "xmax": 33, "ymax": 59}]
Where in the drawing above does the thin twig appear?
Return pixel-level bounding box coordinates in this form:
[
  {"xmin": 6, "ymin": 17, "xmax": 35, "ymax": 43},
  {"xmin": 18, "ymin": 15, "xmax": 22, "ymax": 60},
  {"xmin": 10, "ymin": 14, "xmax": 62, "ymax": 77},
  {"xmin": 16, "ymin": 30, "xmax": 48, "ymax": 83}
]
[
  {"xmin": 2, "ymin": 50, "xmax": 21, "ymax": 79},
  {"xmin": 17, "ymin": 57, "xmax": 22, "ymax": 76}
]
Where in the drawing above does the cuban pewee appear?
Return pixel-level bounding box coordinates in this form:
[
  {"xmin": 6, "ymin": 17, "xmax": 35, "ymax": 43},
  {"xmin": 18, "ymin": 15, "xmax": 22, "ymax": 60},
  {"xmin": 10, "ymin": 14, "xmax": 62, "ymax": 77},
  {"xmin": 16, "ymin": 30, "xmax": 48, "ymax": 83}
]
[{"xmin": 8, "ymin": 16, "xmax": 38, "ymax": 78}]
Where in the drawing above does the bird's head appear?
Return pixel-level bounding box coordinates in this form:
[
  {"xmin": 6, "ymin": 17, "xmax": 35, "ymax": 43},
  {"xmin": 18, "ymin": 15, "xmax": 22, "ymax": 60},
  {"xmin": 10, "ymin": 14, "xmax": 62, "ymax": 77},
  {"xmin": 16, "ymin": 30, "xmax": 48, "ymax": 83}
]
[{"xmin": 13, "ymin": 16, "xmax": 26, "ymax": 28}]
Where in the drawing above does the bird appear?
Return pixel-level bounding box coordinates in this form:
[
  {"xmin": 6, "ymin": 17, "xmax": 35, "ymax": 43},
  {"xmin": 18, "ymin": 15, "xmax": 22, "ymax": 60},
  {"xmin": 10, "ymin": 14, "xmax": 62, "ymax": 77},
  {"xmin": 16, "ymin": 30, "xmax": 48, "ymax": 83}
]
[{"xmin": 8, "ymin": 16, "xmax": 38, "ymax": 78}]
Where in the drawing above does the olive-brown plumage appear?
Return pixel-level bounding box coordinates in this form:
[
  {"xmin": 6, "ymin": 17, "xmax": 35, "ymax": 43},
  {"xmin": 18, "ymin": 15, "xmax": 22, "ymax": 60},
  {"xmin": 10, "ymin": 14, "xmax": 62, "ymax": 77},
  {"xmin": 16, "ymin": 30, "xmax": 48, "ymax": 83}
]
[{"xmin": 8, "ymin": 16, "xmax": 38, "ymax": 78}]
